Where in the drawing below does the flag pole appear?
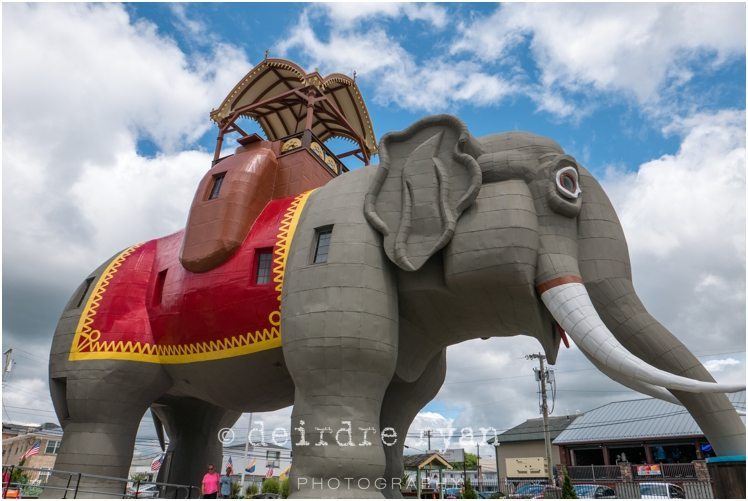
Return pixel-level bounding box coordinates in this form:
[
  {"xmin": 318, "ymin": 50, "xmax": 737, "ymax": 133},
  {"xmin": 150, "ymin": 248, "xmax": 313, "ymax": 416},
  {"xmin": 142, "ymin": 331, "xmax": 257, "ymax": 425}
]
[{"xmin": 240, "ymin": 413, "xmax": 253, "ymax": 490}]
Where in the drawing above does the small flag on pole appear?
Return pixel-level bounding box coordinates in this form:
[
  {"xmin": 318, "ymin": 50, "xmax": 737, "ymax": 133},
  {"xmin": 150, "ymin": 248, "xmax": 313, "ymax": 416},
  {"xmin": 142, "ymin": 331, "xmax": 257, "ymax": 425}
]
[
  {"xmin": 265, "ymin": 467, "xmax": 274, "ymax": 478},
  {"xmin": 279, "ymin": 465, "xmax": 291, "ymax": 481},
  {"xmin": 226, "ymin": 456, "xmax": 233, "ymax": 474},
  {"xmin": 245, "ymin": 458, "xmax": 256, "ymax": 473},
  {"xmin": 151, "ymin": 454, "xmax": 165, "ymax": 471},
  {"xmin": 21, "ymin": 441, "xmax": 40, "ymax": 460}
]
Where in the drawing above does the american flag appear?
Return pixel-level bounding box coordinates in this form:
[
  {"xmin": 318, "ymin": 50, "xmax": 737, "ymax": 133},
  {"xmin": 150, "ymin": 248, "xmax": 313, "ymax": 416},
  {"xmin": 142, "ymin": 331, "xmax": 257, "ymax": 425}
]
[
  {"xmin": 21, "ymin": 441, "xmax": 40, "ymax": 460},
  {"xmin": 265, "ymin": 467, "xmax": 274, "ymax": 478},
  {"xmin": 151, "ymin": 454, "xmax": 165, "ymax": 471}
]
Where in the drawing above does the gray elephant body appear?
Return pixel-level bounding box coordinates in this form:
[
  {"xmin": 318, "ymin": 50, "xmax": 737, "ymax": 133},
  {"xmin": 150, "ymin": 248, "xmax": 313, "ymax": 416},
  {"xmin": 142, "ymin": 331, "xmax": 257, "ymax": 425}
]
[{"xmin": 47, "ymin": 116, "xmax": 744, "ymax": 498}]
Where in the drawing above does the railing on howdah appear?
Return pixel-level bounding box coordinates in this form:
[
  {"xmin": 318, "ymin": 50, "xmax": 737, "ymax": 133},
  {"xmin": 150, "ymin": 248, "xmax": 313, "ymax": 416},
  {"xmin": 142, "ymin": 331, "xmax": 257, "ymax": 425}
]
[{"xmin": 2, "ymin": 464, "xmax": 199, "ymax": 499}]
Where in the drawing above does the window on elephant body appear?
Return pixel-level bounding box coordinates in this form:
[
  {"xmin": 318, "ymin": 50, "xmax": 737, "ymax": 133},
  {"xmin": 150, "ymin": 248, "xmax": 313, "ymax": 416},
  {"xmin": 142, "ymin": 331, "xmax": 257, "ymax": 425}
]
[
  {"xmin": 256, "ymin": 249, "xmax": 273, "ymax": 284},
  {"xmin": 208, "ymin": 172, "xmax": 226, "ymax": 200},
  {"xmin": 313, "ymin": 227, "xmax": 333, "ymax": 264},
  {"xmin": 73, "ymin": 277, "xmax": 95, "ymax": 309}
]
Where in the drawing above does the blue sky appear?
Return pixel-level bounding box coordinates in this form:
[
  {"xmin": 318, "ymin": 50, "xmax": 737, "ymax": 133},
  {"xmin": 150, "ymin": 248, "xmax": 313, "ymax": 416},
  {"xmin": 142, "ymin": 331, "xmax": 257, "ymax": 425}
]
[
  {"xmin": 124, "ymin": 3, "xmax": 741, "ymax": 171},
  {"xmin": 3, "ymin": 2, "xmax": 745, "ymax": 457}
]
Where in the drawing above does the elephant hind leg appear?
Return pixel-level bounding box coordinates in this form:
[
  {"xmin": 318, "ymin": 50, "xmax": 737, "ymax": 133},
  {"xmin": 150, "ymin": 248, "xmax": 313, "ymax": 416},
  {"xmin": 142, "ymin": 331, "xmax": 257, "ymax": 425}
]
[
  {"xmin": 43, "ymin": 365, "xmax": 171, "ymax": 499},
  {"xmin": 380, "ymin": 350, "xmax": 447, "ymax": 499},
  {"xmin": 151, "ymin": 396, "xmax": 240, "ymax": 494}
]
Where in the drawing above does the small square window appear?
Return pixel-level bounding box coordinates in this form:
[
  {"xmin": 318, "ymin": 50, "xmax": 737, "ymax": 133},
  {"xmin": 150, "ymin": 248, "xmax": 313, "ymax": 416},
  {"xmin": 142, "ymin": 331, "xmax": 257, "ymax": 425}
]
[
  {"xmin": 74, "ymin": 277, "xmax": 95, "ymax": 309},
  {"xmin": 153, "ymin": 269, "xmax": 167, "ymax": 305},
  {"xmin": 313, "ymin": 227, "xmax": 333, "ymax": 264},
  {"xmin": 256, "ymin": 250, "xmax": 273, "ymax": 284},
  {"xmin": 208, "ymin": 172, "xmax": 226, "ymax": 200}
]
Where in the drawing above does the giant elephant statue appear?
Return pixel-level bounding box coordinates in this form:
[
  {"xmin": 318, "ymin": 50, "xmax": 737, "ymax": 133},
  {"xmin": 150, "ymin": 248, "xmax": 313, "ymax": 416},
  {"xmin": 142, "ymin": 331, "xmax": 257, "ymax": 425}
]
[{"xmin": 48, "ymin": 115, "xmax": 744, "ymax": 498}]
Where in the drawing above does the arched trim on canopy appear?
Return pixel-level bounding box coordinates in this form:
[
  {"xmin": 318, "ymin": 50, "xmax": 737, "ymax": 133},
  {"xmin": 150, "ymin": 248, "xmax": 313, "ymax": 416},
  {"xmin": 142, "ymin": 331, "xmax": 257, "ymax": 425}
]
[{"xmin": 210, "ymin": 58, "xmax": 377, "ymax": 161}]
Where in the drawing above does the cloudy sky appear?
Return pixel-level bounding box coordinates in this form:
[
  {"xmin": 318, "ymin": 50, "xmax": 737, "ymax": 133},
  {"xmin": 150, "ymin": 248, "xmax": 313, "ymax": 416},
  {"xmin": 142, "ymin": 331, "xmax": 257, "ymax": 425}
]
[{"xmin": 2, "ymin": 2, "xmax": 746, "ymax": 462}]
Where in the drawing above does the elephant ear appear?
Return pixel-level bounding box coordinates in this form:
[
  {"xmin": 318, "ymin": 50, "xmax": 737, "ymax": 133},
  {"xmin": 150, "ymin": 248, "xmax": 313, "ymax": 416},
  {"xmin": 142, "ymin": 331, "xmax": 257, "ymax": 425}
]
[{"xmin": 365, "ymin": 115, "xmax": 483, "ymax": 271}]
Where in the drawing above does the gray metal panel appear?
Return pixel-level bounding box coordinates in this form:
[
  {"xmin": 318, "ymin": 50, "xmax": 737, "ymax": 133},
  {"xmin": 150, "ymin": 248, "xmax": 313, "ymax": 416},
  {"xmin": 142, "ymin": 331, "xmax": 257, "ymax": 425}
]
[
  {"xmin": 554, "ymin": 391, "xmax": 745, "ymax": 444},
  {"xmin": 490, "ymin": 415, "xmax": 582, "ymax": 444}
]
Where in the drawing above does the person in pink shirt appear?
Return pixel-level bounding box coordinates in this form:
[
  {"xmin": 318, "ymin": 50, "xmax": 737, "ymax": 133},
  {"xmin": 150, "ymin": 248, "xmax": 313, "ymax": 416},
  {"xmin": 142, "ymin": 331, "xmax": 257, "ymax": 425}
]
[{"xmin": 201, "ymin": 464, "xmax": 220, "ymax": 499}]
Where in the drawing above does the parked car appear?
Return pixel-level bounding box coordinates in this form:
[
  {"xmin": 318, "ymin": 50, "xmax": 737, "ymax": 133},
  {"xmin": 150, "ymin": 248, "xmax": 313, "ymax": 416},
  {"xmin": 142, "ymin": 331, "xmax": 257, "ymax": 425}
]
[
  {"xmin": 639, "ymin": 482, "xmax": 686, "ymax": 499},
  {"xmin": 508, "ymin": 484, "xmax": 562, "ymax": 499},
  {"xmin": 126, "ymin": 483, "xmax": 160, "ymax": 499},
  {"xmin": 573, "ymin": 484, "xmax": 616, "ymax": 499},
  {"xmin": 444, "ymin": 487, "xmax": 462, "ymax": 498}
]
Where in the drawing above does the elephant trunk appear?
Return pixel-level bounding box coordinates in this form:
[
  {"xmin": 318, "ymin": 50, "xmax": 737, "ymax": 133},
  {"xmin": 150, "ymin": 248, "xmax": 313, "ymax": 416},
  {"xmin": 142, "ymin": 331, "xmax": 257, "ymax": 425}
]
[
  {"xmin": 584, "ymin": 276, "xmax": 746, "ymax": 456},
  {"xmin": 567, "ymin": 169, "xmax": 745, "ymax": 455}
]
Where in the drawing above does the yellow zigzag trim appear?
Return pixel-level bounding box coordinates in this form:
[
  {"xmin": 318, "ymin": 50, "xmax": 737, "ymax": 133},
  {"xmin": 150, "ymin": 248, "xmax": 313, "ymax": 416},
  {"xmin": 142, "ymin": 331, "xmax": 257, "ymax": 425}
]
[
  {"xmin": 72, "ymin": 244, "xmax": 142, "ymax": 353},
  {"xmin": 273, "ymin": 191, "xmax": 312, "ymax": 301},
  {"xmin": 69, "ymin": 191, "xmax": 314, "ymax": 364}
]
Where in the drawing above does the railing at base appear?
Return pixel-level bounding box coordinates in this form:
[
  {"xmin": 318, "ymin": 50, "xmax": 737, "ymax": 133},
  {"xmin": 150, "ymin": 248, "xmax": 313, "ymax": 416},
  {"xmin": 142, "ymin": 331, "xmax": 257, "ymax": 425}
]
[
  {"xmin": 423, "ymin": 477, "xmax": 715, "ymax": 499},
  {"xmin": 2, "ymin": 464, "xmax": 199, "ymax": 499}
]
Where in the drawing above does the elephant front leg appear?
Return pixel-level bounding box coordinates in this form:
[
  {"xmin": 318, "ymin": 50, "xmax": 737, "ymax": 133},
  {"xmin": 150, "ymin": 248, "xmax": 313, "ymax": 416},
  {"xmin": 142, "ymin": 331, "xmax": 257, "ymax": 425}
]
[
  {"xmin": 284, "ymin": 312, "xmax": 398, "ymax": 499},
  {"xmin": 151, "ymin": 397, "xmax": 240, "ymax": 494},
  {"xmin": 380, "ymin": 350, "xmax": 447, "ymax": 499}
]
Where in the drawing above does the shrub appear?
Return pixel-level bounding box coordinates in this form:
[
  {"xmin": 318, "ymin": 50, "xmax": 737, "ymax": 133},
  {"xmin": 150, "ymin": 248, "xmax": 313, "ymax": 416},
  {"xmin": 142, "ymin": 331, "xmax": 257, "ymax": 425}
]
[
  {"xmin": 561, "ymin": 468, "xmax": 577, "ymax": 499},
  {"xmin": 280, "ymin": 477, "xmax": 290, "ymax": 498},
  {"xmin": 262, "ymin": 477, "xmax": 280, "ymax": 494},
  {"xmin": 245, "ymin": 483, "xmax": 259, "ymax": 498},
  {"xmin": 462, "ymin": 478, "xmax": 478, "ymax": 499}
]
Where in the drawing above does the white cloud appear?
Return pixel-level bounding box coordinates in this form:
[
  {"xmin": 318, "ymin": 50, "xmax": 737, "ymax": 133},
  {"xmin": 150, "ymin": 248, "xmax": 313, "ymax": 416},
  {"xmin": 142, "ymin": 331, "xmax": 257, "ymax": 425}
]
[
  {"xmin": 277, "ymin": 11, "xmax": 516, "ymax": 113},
  {"xmin": 3, "ymin": 2, "xmax": 250, "ymax": 294},
  {"xmin": 452, "ymin": 3, "xmax": 745, "ymax": 105},
  {"xmin": 323, "ymin": 3, "xmax": 448, "ymax": 29},
  {"xmin": 704, "ymin": 358, "xmax": 741, "ymax": 373},
  {"xmin": 602, "ymin": 109, "xmax": 746, "ymax": 354}
]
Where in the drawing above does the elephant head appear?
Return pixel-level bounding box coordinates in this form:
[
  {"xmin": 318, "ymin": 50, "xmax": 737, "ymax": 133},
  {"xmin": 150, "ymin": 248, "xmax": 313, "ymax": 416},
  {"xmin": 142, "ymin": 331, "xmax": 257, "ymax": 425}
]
[{"xmin": 365, "ymin": 115, "xmax": 744, "ymax": 455}]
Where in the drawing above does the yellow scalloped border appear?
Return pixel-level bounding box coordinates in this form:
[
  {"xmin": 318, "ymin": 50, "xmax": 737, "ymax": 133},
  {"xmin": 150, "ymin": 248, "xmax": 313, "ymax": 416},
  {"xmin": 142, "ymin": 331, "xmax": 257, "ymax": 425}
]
[{"xmin": 69, "ymin": 191, "xmax": 313, "ymax": 364}]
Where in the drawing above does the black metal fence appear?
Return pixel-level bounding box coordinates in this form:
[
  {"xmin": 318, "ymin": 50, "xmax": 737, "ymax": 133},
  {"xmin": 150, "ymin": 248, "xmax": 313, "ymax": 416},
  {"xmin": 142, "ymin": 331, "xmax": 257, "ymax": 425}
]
[
  {"xmin": 420, "ymin": 477, "xmax": 714, "ymax": 499},
  {"xmin": 2, "ymin": 464, "xmax": 199, "ymax": 499}
]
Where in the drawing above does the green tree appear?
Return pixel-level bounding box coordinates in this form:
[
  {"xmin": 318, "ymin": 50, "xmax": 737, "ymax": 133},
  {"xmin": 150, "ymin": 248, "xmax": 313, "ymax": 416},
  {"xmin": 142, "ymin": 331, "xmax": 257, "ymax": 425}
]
[
  {"xmin": 561, "ymin": 468, "xmax": 577, "ymax": 499},
  {"xmin": 462, "ymin": 478, "xmax": 478, "ymax": 499},
  {"xmin": 262, "ymin": 477, "xmax": 280, "ymax": 494},
  {"xmin": 280, "ymin": 477, "xmax": 290, "ymax": 498},
  {"xmin": 452, "ymin": 453, "xmax": 478, "ymax": 470},
  {"xmin": 130, "ymin": 472, "xmax": 149, "ymax": 483}
]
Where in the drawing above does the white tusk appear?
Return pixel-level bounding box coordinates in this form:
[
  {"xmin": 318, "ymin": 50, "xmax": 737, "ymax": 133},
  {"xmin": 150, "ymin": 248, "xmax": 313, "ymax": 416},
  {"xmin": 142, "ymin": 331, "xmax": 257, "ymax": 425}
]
[
  {"xmin": 575, "ymin": 342, "xmax": 681, "ymax": 405},
  {"xmin": 541, "ymin": 282, "xmax": 746, "ymax": 394}
]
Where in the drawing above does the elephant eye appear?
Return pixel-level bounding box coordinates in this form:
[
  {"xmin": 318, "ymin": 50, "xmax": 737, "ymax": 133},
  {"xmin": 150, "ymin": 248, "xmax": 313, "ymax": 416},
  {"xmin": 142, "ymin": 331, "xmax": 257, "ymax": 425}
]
[{"xmin": 555, "ymin": 166, "xmax": 581, "ymax": 199}]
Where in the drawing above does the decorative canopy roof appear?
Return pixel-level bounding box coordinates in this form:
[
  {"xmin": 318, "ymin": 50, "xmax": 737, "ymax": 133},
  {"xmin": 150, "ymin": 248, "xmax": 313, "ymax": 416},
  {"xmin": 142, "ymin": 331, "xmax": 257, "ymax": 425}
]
[{"xmin": 210, "ymin": 58, "xmax": 377, "ymax": 158}]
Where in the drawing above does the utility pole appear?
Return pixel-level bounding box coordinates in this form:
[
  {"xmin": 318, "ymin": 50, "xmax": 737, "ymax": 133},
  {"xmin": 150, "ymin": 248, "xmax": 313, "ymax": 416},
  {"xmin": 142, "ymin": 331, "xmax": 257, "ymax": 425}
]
[
  {"xmin": 427, "ymin": 429, "xmax": 432, "ymax": 451},
  {"xmin": 494, "ymin": 442, "xmax": 501, "ymax": 492},
  {"xmin": 477, "ymin": 444, "xmax": 482, "ymax": 491},
  {"xmin": 240, "ymin": 413, "xmax": 254, "ymax": 489},
  {"xmin": 3, "ymin": 349, "xmax": 13, "ymax": 382},
  {"xmin": 526, "ymin": 353, "xmax": 554, "ymax": 484}
]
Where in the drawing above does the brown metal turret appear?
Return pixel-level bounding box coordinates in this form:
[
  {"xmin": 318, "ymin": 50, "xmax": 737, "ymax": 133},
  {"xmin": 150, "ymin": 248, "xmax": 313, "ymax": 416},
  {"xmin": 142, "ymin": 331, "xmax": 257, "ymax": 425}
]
[{"xmin": 179, "ymin": 58, "xmax": 377, "ymax": 273}]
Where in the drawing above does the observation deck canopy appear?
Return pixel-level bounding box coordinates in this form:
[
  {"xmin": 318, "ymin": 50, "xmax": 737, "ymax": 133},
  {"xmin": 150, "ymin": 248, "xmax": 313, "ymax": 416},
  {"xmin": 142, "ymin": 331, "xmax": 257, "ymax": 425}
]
[{"xmin": 210, "ymin": 58, "xmax": 377, "ymax": 165}]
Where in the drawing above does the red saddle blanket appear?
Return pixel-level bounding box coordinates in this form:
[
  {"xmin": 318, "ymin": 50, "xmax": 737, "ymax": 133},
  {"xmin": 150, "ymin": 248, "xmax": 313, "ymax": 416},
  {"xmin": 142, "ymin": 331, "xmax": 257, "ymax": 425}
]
[{"xmin": 69, "ymin": 192, "xmax": 312, "ymax": 364}]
